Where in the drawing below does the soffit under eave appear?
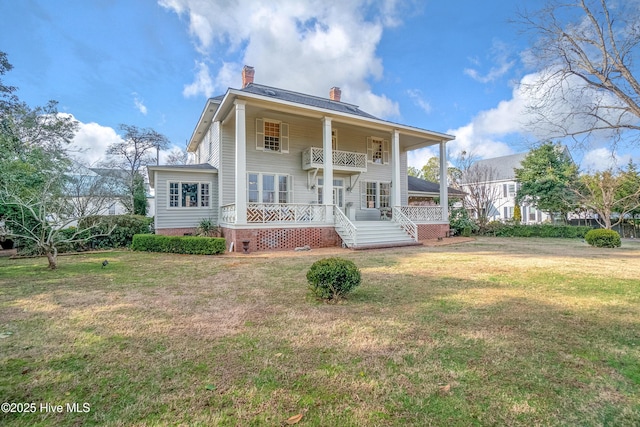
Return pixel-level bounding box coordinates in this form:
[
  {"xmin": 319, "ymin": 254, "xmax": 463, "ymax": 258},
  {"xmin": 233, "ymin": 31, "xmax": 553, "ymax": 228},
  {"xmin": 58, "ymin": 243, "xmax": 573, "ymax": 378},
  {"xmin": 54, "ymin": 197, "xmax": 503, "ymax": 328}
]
[
  {"xmin": 221, "ymin": 92, "xmax": 454, "ymax": 145},
  {"xmin": 187, "ymin": 99, "xmax": 222, "ymax": 152}
]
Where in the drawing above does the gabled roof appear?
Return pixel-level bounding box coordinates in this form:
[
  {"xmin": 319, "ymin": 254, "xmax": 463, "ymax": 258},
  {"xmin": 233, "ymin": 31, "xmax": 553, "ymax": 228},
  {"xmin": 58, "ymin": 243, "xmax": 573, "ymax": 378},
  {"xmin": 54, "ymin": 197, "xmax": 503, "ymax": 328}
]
[
  {"xmin": 408, "ymin": 176, "xmax": 466, "ymax": 197},
  {"xmin": 470, "ymin": 152, "xmax": 528, "ymax": 181},
  {"xmin": 240, "ymin": 83, "xmax": 379, "ymax": 120}
]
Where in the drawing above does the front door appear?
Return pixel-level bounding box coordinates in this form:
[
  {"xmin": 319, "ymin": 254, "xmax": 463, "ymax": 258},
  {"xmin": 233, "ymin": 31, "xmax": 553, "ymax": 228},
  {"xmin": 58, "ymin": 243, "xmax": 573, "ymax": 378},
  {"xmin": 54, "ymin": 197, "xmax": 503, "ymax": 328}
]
[{"xmin": 317, "ymin": 178, "xmax": 345, "ymax": 210}]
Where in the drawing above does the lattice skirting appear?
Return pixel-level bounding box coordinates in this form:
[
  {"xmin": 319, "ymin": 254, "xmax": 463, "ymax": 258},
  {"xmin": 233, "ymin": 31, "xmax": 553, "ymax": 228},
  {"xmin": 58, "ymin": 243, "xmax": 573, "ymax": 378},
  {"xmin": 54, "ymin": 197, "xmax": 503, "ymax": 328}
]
[
  {"xmin": 155, "ymin": 227, "xmax": 198, "ymax": 236},
  {"xmin": 222, "ymin": 226, "xmax": 339, "ymax": 253},
  {"xmin": 417, "ymin": 224, "xmax": 450, "ymax": 240}
]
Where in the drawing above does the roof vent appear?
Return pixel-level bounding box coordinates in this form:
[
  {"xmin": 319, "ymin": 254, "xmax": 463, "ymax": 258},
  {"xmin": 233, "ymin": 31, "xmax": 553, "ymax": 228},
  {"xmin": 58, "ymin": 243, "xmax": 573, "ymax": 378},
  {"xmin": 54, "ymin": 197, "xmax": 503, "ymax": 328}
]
[{"xmin": 265, "ymin": 89, "xmax": 277, "ymax": 96}]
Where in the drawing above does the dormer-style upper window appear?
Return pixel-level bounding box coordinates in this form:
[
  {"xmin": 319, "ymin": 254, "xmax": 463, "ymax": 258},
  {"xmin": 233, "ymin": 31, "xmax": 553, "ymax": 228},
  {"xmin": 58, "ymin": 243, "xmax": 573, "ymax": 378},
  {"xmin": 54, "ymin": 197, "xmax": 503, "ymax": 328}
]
[{"xmin": 256, "ymin": 118, "xmax": 289, "ymax": 153}]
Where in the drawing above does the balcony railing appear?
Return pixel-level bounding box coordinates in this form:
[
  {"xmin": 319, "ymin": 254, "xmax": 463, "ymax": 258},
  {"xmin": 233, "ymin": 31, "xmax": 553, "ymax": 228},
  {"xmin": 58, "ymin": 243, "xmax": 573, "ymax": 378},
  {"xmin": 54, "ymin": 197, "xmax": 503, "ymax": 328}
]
[
  {"xmin": 399, "ymin": 206, "xmax": 444, "ymax": 223},
  {"xmin": 246, "ymin": 203, "xmax": 326, "ymax": 223},
  {"xmin": 302, "ymin": 147, "xmax": 367, "ymax": 172}
]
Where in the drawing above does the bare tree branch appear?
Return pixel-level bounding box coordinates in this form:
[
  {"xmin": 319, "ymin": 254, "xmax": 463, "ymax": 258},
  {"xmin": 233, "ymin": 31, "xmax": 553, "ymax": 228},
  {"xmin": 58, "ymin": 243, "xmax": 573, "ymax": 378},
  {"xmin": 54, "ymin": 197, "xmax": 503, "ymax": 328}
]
[{"xmin": 517, "ymin": 0, "xmax": 640, "ymax": 149}]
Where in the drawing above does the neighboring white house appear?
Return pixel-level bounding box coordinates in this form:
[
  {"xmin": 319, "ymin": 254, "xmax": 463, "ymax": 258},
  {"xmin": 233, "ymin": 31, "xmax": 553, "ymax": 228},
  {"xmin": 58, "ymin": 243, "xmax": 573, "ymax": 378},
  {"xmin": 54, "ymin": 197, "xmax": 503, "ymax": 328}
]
[
  {"xmin": 461, "ymin": 152, "xmax": 552, "ymax": 224},
  {"xmin": 148, "ymin": 66, "xmax": 455, "ymax": 252}
]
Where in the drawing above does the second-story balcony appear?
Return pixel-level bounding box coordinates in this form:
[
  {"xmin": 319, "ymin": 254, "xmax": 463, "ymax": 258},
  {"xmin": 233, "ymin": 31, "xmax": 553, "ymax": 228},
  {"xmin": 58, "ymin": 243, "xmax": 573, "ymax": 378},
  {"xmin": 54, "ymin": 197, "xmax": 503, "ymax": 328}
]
[{"xmin": 302, "ymin": 146, "xmax": 367, "ymax": 173}]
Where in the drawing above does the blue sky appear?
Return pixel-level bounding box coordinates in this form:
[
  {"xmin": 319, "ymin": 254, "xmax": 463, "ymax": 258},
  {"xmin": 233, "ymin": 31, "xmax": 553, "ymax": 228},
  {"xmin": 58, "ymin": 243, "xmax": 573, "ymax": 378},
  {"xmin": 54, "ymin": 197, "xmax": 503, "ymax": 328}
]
[{"xmin": 1, "ymin": 0, "xmax": 636, "ymax": 170}]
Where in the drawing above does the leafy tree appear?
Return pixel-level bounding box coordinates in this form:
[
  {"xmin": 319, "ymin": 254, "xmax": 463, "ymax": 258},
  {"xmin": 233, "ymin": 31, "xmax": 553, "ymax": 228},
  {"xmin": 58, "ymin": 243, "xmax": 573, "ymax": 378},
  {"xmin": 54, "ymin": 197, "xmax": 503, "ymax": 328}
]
[
  {"xmin": 515, "ymin": 142, "xmax": 578, "ymax": 222},
  {"xmin": 103, "ymin": 124, "xmax": 169, "ymax": 214},
  {"xmin": 407, "ymin": 166, "xmax": 423, "ymax": 179},
  {"xmin": 517, "ymin": 0, "xmax": 640, "ymax": 148},
  {"xmin": 420, "ymin": 157, "xmax": 441, "ymax": 183},
  {"xmin": 409, "ymin": 155, "xmax": 462, "ymax": 185},
  {"xmin": 1, "ymin": 53, "xmax": 79, "ymax": 251},
  {"xmin": 0, "ymin": 51, "xmax": 18, "ymax": 110},
  {"xmin": 574, "ymin": 164, "xmax": 640, "ymax": 229}
]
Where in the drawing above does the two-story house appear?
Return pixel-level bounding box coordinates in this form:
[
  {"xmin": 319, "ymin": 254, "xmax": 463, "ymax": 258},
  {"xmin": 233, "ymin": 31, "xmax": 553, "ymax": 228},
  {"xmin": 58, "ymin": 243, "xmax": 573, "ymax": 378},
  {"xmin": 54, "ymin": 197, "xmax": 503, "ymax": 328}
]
[
  {"xmin": 461, "ymin": 152, "xmax": 550, "ymax": 224},
  {"xmin": 148, "ymin": 66, "xmax": 455, "ymax": 252}
]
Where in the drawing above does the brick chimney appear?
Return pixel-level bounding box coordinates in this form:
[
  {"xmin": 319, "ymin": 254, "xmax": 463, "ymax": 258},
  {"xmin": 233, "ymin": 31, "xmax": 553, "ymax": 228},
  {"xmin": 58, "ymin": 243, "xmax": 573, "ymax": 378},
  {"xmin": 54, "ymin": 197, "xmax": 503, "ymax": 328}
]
[
  {"xmin": 329, "ymin": 87, "xmax": 341, "ymax": 102},
  {"xmin": 242, "ymin": 65, "xmax": 255, "ymax": 88}
]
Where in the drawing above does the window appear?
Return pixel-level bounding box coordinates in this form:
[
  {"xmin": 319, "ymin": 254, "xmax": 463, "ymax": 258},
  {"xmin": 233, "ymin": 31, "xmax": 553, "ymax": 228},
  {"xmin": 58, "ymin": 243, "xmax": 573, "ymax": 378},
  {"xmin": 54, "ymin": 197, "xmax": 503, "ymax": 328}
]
[
  {"xmin": 169, "ymin": 182, "xmax": 179, "ymax": 207},
  {"xmin": 108, "ymin": 203, "xmax": 116, "ymax": 215},
  {"xmin": 508, "ymin": 183, "xmax": 516, "ymax": 197},
  {"xmin": 361, "ymin": 181, "xmax": 391, "ymax": 208},
  {"xmin": 256, "ymin": 119, "xmax": 289, "ymax": 153},
  {"xmin": 247, "ymin": 173, "xmax": 292, "ymax": 204},
  {"xmin": 168, "ymin": 182, "xmax": 210, "ymax": 208},
  {"xmin": 367, "ymin": 137, "xmax": 389, "ymax": 164},
  {"xmin": 264, "ymin": 121, "xmax": 280, "ymax": 151},
  {"xmin": 503, "ymin": 206, "xmax": 514, "ymax": 219},
  {"xmin": 529, "ymin": 207, "xmax": 537, "ymax": 222}
]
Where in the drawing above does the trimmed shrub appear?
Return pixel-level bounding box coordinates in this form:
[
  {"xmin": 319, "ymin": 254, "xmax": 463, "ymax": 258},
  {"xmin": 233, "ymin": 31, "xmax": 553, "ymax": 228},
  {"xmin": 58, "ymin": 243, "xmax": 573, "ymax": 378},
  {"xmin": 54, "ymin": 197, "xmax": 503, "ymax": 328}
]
[
  {"xmin": 483, "ymin": 223, "xmax": 592, "ymax": 238},
  {"xmin": 307, "ymin": 257, "xmax": 361, "ymax": 301},
  {"xmin": 131, "ymin": 234, "xmax": 226, "ymax": 255},
  {"xmin": 584, "ymin": 229, "xmax": 621, "ymax": 248}
]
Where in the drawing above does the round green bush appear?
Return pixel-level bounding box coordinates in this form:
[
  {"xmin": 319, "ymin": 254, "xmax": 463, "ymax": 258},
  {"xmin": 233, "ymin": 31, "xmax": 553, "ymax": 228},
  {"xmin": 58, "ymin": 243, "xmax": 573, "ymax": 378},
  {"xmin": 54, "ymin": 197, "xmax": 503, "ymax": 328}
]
[
  {"xmin": 307, "ymin": 257, "xmax": 361, "ymax": 301},
  {"xmin": 584, "ymin": 229, "xmax": 621, "ymax": 248}
]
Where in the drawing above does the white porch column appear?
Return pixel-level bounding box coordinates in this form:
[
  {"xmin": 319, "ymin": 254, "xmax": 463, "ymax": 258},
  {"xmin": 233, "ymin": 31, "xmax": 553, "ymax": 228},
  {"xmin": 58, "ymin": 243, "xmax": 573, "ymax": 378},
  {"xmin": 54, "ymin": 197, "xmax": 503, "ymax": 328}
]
[
  {"xmin": 439, "ymin": 140, "xmax": 449, "ymax": 221},
  {"xmin": 391, "ymin": 129, "xmax": 401, "ymax": 207},
  {"xmin": 235, "ymin": 100, "xmax": 247, "ymax": 224},
  {"xmin": 322, "ymin": 117, "xmax": 334, "ymax": 222}
]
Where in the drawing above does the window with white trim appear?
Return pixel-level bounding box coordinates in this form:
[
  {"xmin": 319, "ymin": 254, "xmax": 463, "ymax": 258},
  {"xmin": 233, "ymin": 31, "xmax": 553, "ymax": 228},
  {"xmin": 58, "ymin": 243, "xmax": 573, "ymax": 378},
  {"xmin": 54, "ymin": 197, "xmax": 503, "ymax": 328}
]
[
  {"xmin": 361, "ymin": 181, "xmax": 391, "ymax": 209},
  {"xmin": 108, "ymin": 203, "xmax": 116, "ymax": 215},
  {"xmin": 247, "ymin": 173, "xmax": 292, "ymax": 203},
  {"xmin": 367, "ymin": 137, "xmax": 389, "ymax": 164},
  {"xmin": 168, "ymin": 182, "xmax": 210, "ymax": 208},
  {"xmin": 256, "ymin": 118, "xmax": 289, "ymax": 153}
]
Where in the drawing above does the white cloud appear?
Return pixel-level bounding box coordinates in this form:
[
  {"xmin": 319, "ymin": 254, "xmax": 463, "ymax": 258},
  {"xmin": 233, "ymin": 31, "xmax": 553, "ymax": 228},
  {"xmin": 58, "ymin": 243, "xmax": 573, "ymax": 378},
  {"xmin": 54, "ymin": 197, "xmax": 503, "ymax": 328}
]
[
  {"xmin": 406, "ymin": 89, "xmax": 432, "ymax": 114},
  {"xmin": 160, "ymin": 0, "xmax": 402, "ymax": 119},
  {"xmin": 69, "ymin": 120, "xmax": 123, "ymax": 166},
  {"xmin": 580, "ymin": 148, "xmax": 632, "ymax": 172},
  {"xmin": 132, "ymin": 93, "xmax": 148, "ymax": 115},
  {"xmin": 183, "ymin": 61, "xmax": 215, "ymax": 98},
  {"xmin": 464, "ymin": 39, "xmax": 515, "ymax": 84}
]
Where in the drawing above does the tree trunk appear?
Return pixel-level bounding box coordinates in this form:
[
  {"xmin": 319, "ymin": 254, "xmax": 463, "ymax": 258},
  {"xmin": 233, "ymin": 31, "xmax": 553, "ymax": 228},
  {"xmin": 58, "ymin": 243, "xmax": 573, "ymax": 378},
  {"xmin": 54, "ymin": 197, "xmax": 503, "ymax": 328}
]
[{"xmin": 46, "ymin": 250, "xmax": 57, "ymax": 269}]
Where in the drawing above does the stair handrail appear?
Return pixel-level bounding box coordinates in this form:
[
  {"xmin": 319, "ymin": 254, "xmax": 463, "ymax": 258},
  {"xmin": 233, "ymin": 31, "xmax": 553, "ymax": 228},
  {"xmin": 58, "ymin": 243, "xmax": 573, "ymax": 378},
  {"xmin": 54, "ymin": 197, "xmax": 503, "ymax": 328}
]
[
  {"xmin": 392, "ymin": 206, "xmax": 418, "ymax": 241},
  {"xmin": 333, "ymin": 205, "xmax": 357, "ymax": 247}
]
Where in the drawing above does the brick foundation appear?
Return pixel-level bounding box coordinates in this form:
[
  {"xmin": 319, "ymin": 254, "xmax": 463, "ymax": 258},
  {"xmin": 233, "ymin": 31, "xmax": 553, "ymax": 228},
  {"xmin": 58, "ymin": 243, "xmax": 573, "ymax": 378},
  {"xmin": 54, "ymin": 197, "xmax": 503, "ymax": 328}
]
[
  {"xmin": 155, "ymin": 227, "xmax": 198, "ymax": 236},
  {"xmin": 417, "ymin": 223, "xmax": 450, "ymax": 240},
  {"xmin": 222, "ymin": 226, "xmax": 340, "ymax": 253}
]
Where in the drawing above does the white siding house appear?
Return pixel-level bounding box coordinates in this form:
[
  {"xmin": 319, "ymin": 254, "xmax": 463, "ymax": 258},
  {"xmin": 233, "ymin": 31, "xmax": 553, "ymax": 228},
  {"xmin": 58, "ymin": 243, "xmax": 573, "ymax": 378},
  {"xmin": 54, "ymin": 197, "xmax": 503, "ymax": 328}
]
[
  {"xmin": 461, "ymin": 153, "xmax": 551, "ymax": 224},
  {"xmin": 149, "ymin": 66, "xmax": 456, "ymax": 251}
]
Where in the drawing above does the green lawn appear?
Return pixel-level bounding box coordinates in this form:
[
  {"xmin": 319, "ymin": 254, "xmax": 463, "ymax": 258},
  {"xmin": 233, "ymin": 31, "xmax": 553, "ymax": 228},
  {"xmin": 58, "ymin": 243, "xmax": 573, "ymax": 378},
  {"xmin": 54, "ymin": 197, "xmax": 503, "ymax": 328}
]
[{"xmin": 1, "ymin": 237, "xmax": 639, "ymax": 426}]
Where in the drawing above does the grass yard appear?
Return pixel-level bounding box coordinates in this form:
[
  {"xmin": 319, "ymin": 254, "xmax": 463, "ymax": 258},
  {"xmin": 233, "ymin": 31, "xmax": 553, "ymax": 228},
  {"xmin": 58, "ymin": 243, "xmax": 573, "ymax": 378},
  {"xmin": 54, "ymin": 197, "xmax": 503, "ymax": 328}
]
[{"xmin": 0, "ymin": 237, "xmax": 639, "ymax": 426}]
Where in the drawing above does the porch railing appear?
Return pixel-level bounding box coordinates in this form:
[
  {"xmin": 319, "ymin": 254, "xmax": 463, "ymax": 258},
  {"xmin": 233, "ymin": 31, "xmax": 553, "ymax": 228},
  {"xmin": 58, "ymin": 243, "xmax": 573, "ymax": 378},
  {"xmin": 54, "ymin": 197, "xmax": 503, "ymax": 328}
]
[
  {"xmin": 302, "ymin": 147, "xmax": 367, "ymax": 172},
  {"xmin": 334, "ymin": 205, "xmax": 357, "ymax": 247},
  {"xmin": 392, "ymin": 207, "xmax": 418, "ymax": 241},
  {"xmin": 246, "ymin": 203, "xmax": 326, "ymax": 223},
  {"xmin": 399, "ymin": 206, "xmax": 444, "ymax": 223},
  {"xmin": 220, "ymin": 203, "xmax": 236, "ymax": 224}
]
